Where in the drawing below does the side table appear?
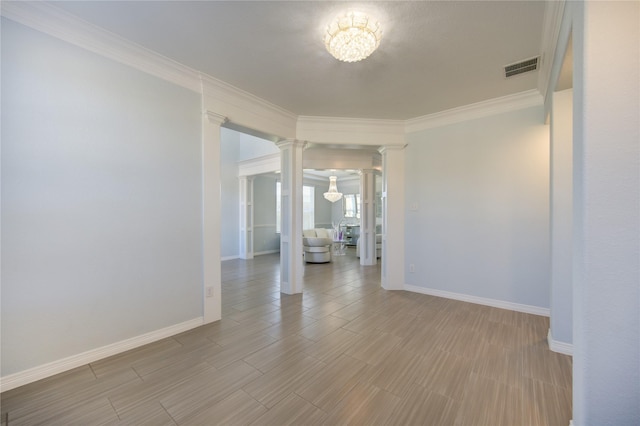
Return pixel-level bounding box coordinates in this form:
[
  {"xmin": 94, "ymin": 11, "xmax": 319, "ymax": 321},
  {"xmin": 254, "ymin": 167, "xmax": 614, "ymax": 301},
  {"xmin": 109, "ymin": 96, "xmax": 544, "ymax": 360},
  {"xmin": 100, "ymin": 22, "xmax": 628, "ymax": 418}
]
[{"xmin": 332, "ymin": 240, "xmax": 346, "ymax": 256}]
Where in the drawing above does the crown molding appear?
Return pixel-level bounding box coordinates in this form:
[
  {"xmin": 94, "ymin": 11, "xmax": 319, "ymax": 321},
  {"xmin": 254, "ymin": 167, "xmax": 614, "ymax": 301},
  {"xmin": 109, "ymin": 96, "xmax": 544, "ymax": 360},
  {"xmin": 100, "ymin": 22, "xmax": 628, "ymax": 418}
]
[
  {"xmin": 238, "ymin": 153, "xmax": 280, "ymax": 177},
  {"xmin": 297, "ymin": 116, "xmax": 405, "ymax": 147},
  {"xmin": 405, "ymin": 89, "xmax": 543, "ymax": 133},
  {"xmin": 1, "ymin": 1, "xmax": 299, "ymax": 139},
  {"xmin": 538, "ymin": 0, "xmax": 567, "ymax": 107},
  {"xmin": 1, "ymin": 1, "xmax": 202, "ymax": 93},
  {"xmin": 2, "ymin": 2, "xmax": 546, "ymax": 143},
  {"xmin": 201, "ymin": 74, "xmax": 298, "ymax": 140},
  {"xmin": 378, "ymin": 145, "xmax": 407, "ymax": 154},
  {"xmin": 303, "ymin": 146, "xmax": 382, "ymax": 171},
  {"xmin": 205, "ymin": 111, "xmax": 228, "ymax": 126}
]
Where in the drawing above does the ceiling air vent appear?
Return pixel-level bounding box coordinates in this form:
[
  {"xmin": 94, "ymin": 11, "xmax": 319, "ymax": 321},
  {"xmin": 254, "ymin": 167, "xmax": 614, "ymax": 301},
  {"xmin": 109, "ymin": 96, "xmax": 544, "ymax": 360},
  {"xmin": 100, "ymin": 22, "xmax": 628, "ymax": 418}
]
[{"xmin": 504, "ymin": 56, "xmax": 539, "ymax": 78}]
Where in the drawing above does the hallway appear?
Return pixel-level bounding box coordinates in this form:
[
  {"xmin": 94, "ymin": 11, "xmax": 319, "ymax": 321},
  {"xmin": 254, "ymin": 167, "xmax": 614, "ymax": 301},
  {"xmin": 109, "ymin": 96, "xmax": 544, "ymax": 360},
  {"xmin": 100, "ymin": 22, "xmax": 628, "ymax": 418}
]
[{"xmin": 1, "ymin": 249, "xmax": 572, "ymax": 425}]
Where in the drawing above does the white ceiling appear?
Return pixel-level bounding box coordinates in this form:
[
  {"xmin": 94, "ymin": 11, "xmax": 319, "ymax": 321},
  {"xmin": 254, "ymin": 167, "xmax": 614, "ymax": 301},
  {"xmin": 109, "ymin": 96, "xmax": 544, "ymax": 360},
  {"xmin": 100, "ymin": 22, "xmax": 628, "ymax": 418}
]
[{"xmin": 50, "ymin": 1, "xmax": 546, "ymax": 120}]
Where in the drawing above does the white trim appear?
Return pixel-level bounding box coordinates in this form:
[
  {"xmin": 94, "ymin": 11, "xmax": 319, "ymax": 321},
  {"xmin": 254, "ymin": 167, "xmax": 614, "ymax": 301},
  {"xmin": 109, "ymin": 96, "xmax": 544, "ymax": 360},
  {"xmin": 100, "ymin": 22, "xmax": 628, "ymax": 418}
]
[
  {"xmin": 1, "ymin": 2, "xmax": 297, "ymax": 139},
  {"xmin": 221, "ymin": 255, "xmax": 240, "ymax": 261},
  {"xmin": 238, "ymin": 153, "xmax": 280, "ymax": 177},
  {"xmin": 297, "ymin": 116, "xmax": 405, "ymax": 147},
  {"xmin": 404, "ymin": 284, "xmax": 550, "ymax": 316},
  {"xmin": 547, "ymin": 329, "xmax": 574, "ymax": 356},
  {"xmin": 303, "ymin": 147, "xmax": 382, "ymax": 172},
  {"xmin": 1, "ymin": 1, "xmax": 547, "ymax": 143},
  {"xmin": 1, "ymin": 1, "xmax": 202, "ymax": 93},
  {"xmin": 202, "ymin": 74, "xmax": 297, "ymax": 141},
  {"xmin": 405, "ymin": 90, "xmax": 543, "ymax": 133},
  {"xmin": 0, "ymin": 317, "xmax": 204, "ymax": 393},
  {"xmin": 202, "ymin": 111, "xmax": 226, "ymax": 325},
  {"xmin": 254, "ymin": 249, "xmax": 280, "ymax": 256},
  {"xmin": 538, "ymin": 0, "xmax": 567, "ymax": 105}
]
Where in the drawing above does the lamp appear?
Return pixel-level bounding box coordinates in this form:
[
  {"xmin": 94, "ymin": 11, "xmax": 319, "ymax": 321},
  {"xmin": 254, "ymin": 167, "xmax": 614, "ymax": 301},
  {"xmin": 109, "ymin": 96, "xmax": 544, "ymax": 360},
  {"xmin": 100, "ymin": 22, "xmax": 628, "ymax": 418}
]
[
  {"xmin": 324, "ymin": 11, "xmax": 382, "ymax": 63},
  {"xmin": 323, "ymin": 176, "xmax": 343, "ymax": 203}
]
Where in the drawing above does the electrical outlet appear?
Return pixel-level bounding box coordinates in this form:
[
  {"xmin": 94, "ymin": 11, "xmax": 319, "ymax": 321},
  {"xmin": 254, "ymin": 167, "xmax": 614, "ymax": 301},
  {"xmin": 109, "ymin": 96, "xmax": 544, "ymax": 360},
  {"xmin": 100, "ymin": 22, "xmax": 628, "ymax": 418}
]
[
  {"xmin": 409, "ymin": 264, "xmax": 415, "ymax": 273},
  {"xmin": 206, "ymin": 286, "xmax": 214, "ymax": 298}
]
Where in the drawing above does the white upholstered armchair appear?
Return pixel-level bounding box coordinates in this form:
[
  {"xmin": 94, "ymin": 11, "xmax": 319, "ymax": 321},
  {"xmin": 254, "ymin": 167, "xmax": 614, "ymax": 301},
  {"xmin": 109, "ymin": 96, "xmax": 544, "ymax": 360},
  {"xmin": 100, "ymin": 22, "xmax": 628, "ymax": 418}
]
[{"xmin": 303, "ymin": 228, "xmax": 334, "ymax": 263}]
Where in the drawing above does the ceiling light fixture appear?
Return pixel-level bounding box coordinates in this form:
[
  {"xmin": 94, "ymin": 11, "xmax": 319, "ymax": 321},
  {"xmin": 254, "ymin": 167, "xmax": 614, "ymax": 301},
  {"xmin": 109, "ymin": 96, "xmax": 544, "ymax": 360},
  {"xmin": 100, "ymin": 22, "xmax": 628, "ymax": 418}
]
[
  {"xmin": 324, "ymin": 11, "xmax": 382, "ymax": 63},
  {"xmin": 323, "ymin": 176, "xmax": 343, "ymax": 203}
]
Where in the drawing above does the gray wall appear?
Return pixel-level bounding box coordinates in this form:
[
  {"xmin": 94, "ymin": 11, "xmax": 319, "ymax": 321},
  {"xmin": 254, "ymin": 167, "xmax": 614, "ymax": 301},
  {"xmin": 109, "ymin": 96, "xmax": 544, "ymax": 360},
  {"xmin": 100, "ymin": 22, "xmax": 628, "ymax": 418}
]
[
  {"xmin": 238, "ymin": 133, "xmax": 279, "ymax": 161},
  {"xmin": 220, "ymin": 128, "xmax": 240, "ymax": 259},
  {"xmin": 307, "ymin": 180, "xmax": 334, "ymax": 229},
  {"xmin": 404, "ymin": 106, "xmax": 550, "ymax": 309},
  {"xmin": 220, "ymin": 131, "xmax": 279, "ymax": 258},
  {"xmin": 253, "ymin": 175, "xmax": 280, "ymax": 254},
  {"xmin": 550, "ymin": 89, "xmax": 573, "ymax": 345},
  {"xmin": 1, "ymin": 19, "xmax": 203, "ymax": 375}
]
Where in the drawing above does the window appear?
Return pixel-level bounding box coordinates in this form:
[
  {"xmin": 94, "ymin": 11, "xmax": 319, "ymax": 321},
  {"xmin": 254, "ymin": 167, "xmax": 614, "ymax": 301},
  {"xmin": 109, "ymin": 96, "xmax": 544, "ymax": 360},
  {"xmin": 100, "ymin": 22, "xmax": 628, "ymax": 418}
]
[
  {"xmin": 276, "ymin": 182, "xmax": 315, "ymax": 233},
  {"xmin": 343, "ymin": 194, "xmax": 361, "ymax": 219}
]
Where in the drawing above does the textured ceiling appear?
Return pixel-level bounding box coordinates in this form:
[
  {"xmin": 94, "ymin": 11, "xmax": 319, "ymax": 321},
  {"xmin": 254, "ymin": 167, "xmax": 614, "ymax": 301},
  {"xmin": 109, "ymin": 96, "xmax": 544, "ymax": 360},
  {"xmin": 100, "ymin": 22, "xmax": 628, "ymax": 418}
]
[{"xmin": 51, "ymin": 1, "xmax": 546, "ymax": 120}]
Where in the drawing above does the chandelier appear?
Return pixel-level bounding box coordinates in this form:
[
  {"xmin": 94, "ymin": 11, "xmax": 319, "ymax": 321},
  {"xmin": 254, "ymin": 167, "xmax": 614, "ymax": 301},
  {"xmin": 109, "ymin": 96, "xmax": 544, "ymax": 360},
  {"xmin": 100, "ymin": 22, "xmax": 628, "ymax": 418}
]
[
  {"xmin": 323, "ymin": 176, "xmax": 343, "ymax": 203},
  {"xmin": 324, "ymin": 11, "xmax": 382, "ymax": 63}
]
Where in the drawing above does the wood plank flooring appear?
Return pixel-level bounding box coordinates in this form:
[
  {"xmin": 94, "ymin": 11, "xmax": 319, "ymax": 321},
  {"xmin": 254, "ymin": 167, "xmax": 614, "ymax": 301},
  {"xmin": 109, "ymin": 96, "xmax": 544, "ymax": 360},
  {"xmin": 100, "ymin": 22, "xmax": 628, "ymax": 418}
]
[{"xmin": 1, "ymin": 249, "xmax": 572, "ymax": 425}]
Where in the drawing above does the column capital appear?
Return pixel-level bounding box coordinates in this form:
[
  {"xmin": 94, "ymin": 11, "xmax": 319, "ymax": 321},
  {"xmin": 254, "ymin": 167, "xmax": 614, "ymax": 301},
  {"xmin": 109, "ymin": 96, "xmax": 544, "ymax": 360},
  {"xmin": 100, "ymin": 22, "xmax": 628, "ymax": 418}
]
[
  {"xmin": 360, "ymin": 168, "xmax": 380, "ymax": 175},
  {"xmin": 204, "ymin": 110, "xmax": 228, "ymax": 126},
  {"xmin": 378, "ymin": 144, "xmax": 407, "ymax": 155},
  {"xmin": 275, "ymin": 138, "xmax": 306, "ymax": 150}
]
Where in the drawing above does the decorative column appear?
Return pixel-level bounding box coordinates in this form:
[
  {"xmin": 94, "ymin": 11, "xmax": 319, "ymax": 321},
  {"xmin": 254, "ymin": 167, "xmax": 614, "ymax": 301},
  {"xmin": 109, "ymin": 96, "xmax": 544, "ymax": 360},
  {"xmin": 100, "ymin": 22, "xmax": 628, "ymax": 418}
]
[
  {"xmin": 379, "ymin": 145, "xmax": 406, "ymax": 290},
  {"xmin": 276, "ymin": 139, "xmax": 305, "ymax": 294},
  {"xmin": 239, "ymin": 176, "xmax": 254, "ymax": 260},
  {"xmin": 202, "ymin": 111, "xmax": 227, "ymax": 323},
  {"xmin": 549, "ymin": 89, "xmax": 573, "ymax": 353},
  {"xmin": 572, "ymin": 1, "xmax": 639, "ymax": 423},
  {"xmin": 359, "ymin": 169, "xmax": 377, "ymax": 265}
]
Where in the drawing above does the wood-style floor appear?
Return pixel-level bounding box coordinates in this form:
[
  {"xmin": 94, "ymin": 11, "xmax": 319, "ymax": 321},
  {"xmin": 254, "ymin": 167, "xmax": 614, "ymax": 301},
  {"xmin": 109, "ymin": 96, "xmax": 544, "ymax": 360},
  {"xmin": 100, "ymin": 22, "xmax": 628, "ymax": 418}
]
[{"xmin": 1, "ymin": 249, "xmax": 572, "ymax": 425}]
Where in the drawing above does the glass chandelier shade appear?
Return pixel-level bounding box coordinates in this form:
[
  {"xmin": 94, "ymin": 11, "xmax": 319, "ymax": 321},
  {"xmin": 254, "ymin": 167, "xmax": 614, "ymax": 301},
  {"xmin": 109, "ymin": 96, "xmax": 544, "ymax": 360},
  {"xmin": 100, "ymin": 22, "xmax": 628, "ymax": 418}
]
[
  {"xmin": 323, "ymin": 176, "xmax": 343, "ymax": 203},
  {"xmin": 324, "ymin": 11, "xmax": 382, "ymax": 63}
]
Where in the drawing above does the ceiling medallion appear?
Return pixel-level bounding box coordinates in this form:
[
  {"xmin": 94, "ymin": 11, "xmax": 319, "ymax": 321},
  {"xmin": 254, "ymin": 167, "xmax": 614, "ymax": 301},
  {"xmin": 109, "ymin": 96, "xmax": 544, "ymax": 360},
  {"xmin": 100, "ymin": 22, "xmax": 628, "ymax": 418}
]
[{"xmin": 324, "ymin": 11, "xmax": 382, "ymax": 63}]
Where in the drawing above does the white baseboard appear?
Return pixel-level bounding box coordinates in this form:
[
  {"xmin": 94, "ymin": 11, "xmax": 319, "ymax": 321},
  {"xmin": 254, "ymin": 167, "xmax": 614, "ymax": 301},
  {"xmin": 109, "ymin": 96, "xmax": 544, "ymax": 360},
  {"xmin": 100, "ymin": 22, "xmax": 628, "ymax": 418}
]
[
  {"xmin": 0, "ymin": 317, "xmax": 204, "ymax": 393},
  {"xmin": 403, "ymin": 284, "xmax": 550, "ymax": 316},
  {"xmin": 547, "ymin": 328, "xmax": 574, "ymax": 356},
  {"xmin": 222, "ymin": 251, "xmax": 279, "ymax": 261},
  {"xmin": 254, "ymin": 249, "xmax": 280, "ymax": 256}
]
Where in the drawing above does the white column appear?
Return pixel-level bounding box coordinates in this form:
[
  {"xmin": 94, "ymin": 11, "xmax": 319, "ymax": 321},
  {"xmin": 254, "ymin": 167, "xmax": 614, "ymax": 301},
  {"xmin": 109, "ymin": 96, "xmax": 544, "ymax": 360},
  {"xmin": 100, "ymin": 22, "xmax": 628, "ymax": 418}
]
[
  {"xmin": 549, "ymin": 89, "xmax": 573, "ymax": 353},
  {"xmin": 239, "ymin": 176, "xmax": 254, "ymax": 260},
  {"xmin": 276, "ymin": 139, "xmax": 305, "ymax": 294},
  {"xmin": 359, "ymin": 169, "xmax": 377, "ymax": 266},
  {"xmin": 379, "ymin": 146, "xmax": 406, "ymax": 290},
  {"xmin": 572, "ymin": 1, "xmax": 639, "ymax": 423},
  {"xmin": 202, "ymin": 111, "xmax": 227, "ymax": 323}
]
